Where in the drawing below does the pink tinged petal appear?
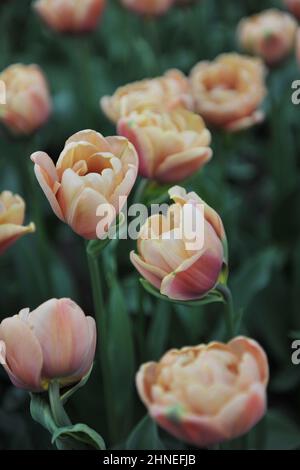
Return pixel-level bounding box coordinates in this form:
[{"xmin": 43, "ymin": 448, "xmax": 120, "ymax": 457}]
[
  {"xmin": 156, "ymin": 147, "xmax": 212, "ymax": 183},
  {"xmin": 29, "ymin": 298, "xmax": 95, "ymax": 382},
  {"xmin": 71, "ymin": 317, "xmax": 97, "ymax": 380},
  {"xmin": 67, "ymin": 187, "xmax": 110, "ymax": 239},
  {"xmin": 0, "ymin": 222, "xmax": 35, "ymax": 255},
  {"xmin": 31, "ymin": 151, "xmax": 64, "ymax": 221},
  {"xmin": 100, "ymin": 96, "xmax": 116, "ymax": 123},
  {"xmin": 117, "ymin": 119, "xmax": 153, "ymax": 178},
  {"xmin": 0, "ymin": 316, "xmax": 43, "ymax": 391},
  {"xmin": 56, "ymin": 142, "xmax": 98, "ymax": 173},
  {"xmin": 65, "ymin": 129, "xmax": 110, "ymax": 151},
  {"xmin": 130, "ymin": 251, "xmax": 166, "ymax": 290},
  {"xmin": 56, "ymin": 168, "xmax": 85, "ymax": 219},
  {"xmin": 110, "ymin": 166, "xmax": 138, "ymax": 210},
  {"xmin": 150, "ymin": 406, "xmax": 227, "ymax": 448},
  {"xmin": 160, "ymin": 222, "xmax": 223, "ymax": 301},
  {"xmin": 225, "ymin": 110, "xmax": 265, "ymax": 133},
  {"xmin": 229, "ymin": 336, "xmax": 269, "ymax": 385},
  {"xmin": 105, "ymin": 136, "xmax": 139, "ymax": 169},
  {"xmin": 215, "ymin": 383, "xmax": 267, "ymax": 440}
]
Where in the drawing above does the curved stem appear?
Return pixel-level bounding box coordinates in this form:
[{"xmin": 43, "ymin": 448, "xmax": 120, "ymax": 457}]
[
  {"xmin": 48, "ymin": 381, "xmax": 72, "ymax": 428},
  {"xmin": 216, "ymin": 284, "xmax": 235, "ymax": 340},
  {"xmin": 86, "ymin": 241, "xmax": 115, "ymax": 443}
]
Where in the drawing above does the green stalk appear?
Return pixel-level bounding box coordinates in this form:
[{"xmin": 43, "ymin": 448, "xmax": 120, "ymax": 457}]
[
  {"xmin": 86, "ymin": 241, "xmax": 115, "ymax": 443},
  {"xmin": 48, "ymin": 381, "xmax": 72, "ymax": 428},
  {"xmin": 216, "ymin": 284, "xmax": 235, "ymax": 340}
]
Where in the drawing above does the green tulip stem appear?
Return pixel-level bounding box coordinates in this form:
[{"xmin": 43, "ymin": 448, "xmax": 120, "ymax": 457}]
[
  {"xmin": 86, "ymin": 240, "xmax": 115, "ymax": 443},
  {"xmin": 216, "ymin": 284, "xmax": 235, "ymax": 340},
  {"xmin": 48, "ymin": 381, "xmax": 72, "ymax": 428}
]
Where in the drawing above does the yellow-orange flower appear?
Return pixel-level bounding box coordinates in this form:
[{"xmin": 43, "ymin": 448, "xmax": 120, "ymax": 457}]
[
  {"xmin": 0, "ymin": 191, "xmax": 35, "ymax": 255},
  {"xmin": 118, "ymin": 108, "xmax": 212, "ymax": 182},
  {"xmin": 237, "ymin": 9, "xmax": 297, "ymax": 65},
  {"xmin": 0, "ymin": 64, "xmax": 51, "ymax": 135},
  {"xmin": 31, "ymin": 130, "xmax": 138, "ymax": 239},
  {"xmin": 0, "ymin": 298, "xmax": 96, "ymax": 391},
  {"xmin": 101, "ymin": 70, "xmax": 193, "ymax": 124},
  {"xmin": 136, "ymin": 337, "xmax": 269, "ymax": 447},
  {"xmin": 190, "ymin": 53, "xmax": 267, "ymax": 132},
  {"xmin": 33, "ymin": 0, "xmax": 106, "ymax": 33},
  {"xmin": 120, "ymin": 0, "xmax": 174, "ymax": 15}
]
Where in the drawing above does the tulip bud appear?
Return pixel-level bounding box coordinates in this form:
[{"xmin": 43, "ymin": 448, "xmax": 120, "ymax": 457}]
[
  {"xmin": 0, "ymin": 298, "xmax": 96, "ymax": 392},
  {"xmin": 136, "ymin": 337, "xmax": 269, "ymax": 447},
  {"xmin": 284, "ymin": 0, "xmax": 300, "ymax": 20},
  {"xmin": 31, "ymin": 130, "xmax": 138, "ymax": 239},
  {"xmin": 237, "ymin": 9, "xmax": 297, "ymax": 66},
  {"xmin": 190, "ymin": 53, "xmax": 267, "ymax": 132},
  {"xmin": 33, "ymin": 0, "xmax": 106, "ymax": 33},
  {"xmin": 101, "ymin": 69, "xmax": 193, "ymax": 124},
  {"xmin": 118, "ymin": 108, "xmax": 212, "ymax": 183},
  {"xmin": 130, "ymin": 185, "xmax": 226, "ymax": 301},
  {"xmin": 120, "ymin": 0, "xmax": 174, "ymax": 16},
  {"xmin": 0, "ymin": 191, "xmax": 35, "ymax": 255},
  {"xmin": 0, "ymin": 64, "xmax": 51, "ymax": 135}
]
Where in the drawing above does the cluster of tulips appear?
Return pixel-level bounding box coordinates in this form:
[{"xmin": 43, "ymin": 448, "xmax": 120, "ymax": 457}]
[{"xmin": 0, "ymin": 0, "xmax": 298, "ymax": 450}]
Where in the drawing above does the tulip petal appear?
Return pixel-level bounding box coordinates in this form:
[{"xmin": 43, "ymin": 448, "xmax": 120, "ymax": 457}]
[
  {"xmin": 65, "ymin": 129, "xmax": 110, "ymax": 151},
  {"xmin": 0, "ymin": 222, "xmax": 35, "ymax": 255},
  {"xmin": 156, "ymin": 147, "xmax": 212, "ymax": 183},
  {"xmin": 29, "ymin": 298, "xmax": 96, "ymax": 382},
  {"xmin": 130, "ymin": 251, "xmax": 166, "ymax": 290},
  {"xmin": 0, "ymin": 316, "xmax": 43, "ymax": 391},
  {"xmin": 31, "ymin": 151, "xmax": 64, "ymax": 221},
  {"xmin": 229, "ymin": 336, "xmax": 269, "ymax": 385}
]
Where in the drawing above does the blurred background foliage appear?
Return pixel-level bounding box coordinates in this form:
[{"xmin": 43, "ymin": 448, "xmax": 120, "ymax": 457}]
[{"xmin": 0, "ymin": 0, "xmax": 300, "ymax": 450}]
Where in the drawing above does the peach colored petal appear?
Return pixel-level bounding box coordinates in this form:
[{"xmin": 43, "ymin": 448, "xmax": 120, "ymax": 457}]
[
  {"xmin": 65, "ymin": 129, "xmax": 110, "ymax": 151},
  {"xmin": 29, "ymin": 298, "xmax": 95, "ymax": 381},
  {"xmin": 0, "ymin": 316, "xmax": 43, "ymax": 391},
  {"xmin": 0, "ymin": 222, "xmax": 35, "ymax": 255},
  {"xmin": 156, "ymin": 147, "xmax": 212, "ymax": 183},
  {"xmin": 130, "ymin": 251, "xmax": 166, "ymax": 290}
]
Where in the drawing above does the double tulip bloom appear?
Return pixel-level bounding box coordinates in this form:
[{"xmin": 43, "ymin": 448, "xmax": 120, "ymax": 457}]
[
  {"xmin": 101, "ymin": 69, "xmax": 193, "ymax": 124},
  {"xmin": 190, "ymin": 53, "xmax": 267, "ymax": 132},
  {"xmin": 284, "ymin": 0, "xmax": 300, "ymax": 19},
  {"xmin": 118, "ymin": 108, "xmax": 212, "ymax": 183},
  {"xmin": 0, "ymin": 191, "xmax": 35, "ymax": 255},
  {"xmin": 0, "ymin": 64, "xmax": 51, "ymax": 135},
  {"xmin": 31, "ymin": 130, "xmax": 138, "ymax": 239},
  {"xmin": 0, "ymin": 298, "xmax": 96, "ymax": 391},
  {"xmin": 137, "ymin": 337, "xmax": 269, "ymax": 447},
  {"xmin": 120, "ymin": 0, "xmax": 174, "ymax": 15},
  {"xmin": 131, "ymin": 186, "xmax": 226, "ymax": 301},
  {"xmin": 237, "ymin": 9, "xmax": 297, "ymax": 66},
  {"xmin": 33, "ymin": 0, "xmax": 106, "ymax": 33}
]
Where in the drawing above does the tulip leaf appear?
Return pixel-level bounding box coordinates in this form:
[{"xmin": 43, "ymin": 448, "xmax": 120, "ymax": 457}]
[
  {"xmin": 126, "ymin": 415, "xmax": 165, "ymax": 450},
  {"xmin": 61, "ymin": 365, "xmax": 93, "ymax": 405},
  {"xmin": 29, "ymin": 393, "xmax": 57, "ymax": 435},
  {"xmin": 140, "ymin": 279, "xmax": 224, "ymax": 307},
  {"xmin": 264, "ymin": 411, "xmax": 300, "ymax": 450},
  {"xmin": 51, "ymin": 423, "xmax": 106, "ymax": 450}
]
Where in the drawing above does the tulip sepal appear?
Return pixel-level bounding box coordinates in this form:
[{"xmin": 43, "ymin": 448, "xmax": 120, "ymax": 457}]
[
  {"xmin": 30, "ymin": 374, "xmax": 106, "ymax": 450},
  {"xmin": 140, "ymin": 278, "xmax": 224, "ymax": 307}
]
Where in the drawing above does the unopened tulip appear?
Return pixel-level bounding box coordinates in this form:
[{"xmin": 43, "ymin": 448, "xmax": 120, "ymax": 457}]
[
  {"xmin": 120, "ymin": 0, "xmax": 174, "ymax": 15},
  {"xmin": 118, "ymin": 108, "xmax": 212, "ymax": 183},
  {"xmin": 0, "ymin": 191, "xmax": 35, "ymax": 255},
  {"xmin": 237, "ymin": 9, "xmax": 297, "ymax": 65},
  {"xmin": 101, "ymin": 69, "xmax": 193, "ymax": 124},
  {"xmin": 0, "ymin": 298, "xmax": 96, "ymax": 391},
  {"xmin": 190, "ymin": 53, "xmax": 267, "ymax": 132},
  {"xmin": 0, "ymin": 64, "xmax": 51, "ymax": 135},
  {"xmin": 33, "ymin": 0, "xmax": 106, "ymax": 33},
  {"xmin": 31, "ymin": 130, "xmax": 138, "ymax": 239},
  {"xmin": 136, "ymin": 336, "xmax": 269, "ymax": 447},
  {"xmin": 130, "ymin": 185, "xmax": 226, "ymax": 301},
  {"xmin": 284, "ymin": 0, "xmax": 300, "ymax": 20}
]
